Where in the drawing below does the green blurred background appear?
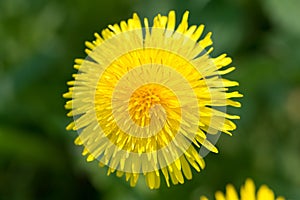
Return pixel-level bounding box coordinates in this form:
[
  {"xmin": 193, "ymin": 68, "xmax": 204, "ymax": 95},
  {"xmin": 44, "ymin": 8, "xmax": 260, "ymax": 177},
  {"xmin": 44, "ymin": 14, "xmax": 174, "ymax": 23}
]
[{"xmin": 1, "ymin": 0, "xmax": 300, "ymax": 199}]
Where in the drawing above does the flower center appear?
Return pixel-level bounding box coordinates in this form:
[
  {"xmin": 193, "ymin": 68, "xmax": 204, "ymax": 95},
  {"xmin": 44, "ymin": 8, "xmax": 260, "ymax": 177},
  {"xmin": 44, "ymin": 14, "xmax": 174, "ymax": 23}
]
[{"xmin": 129, "ymin": 84, "xmax": 165, "ymax": 127}]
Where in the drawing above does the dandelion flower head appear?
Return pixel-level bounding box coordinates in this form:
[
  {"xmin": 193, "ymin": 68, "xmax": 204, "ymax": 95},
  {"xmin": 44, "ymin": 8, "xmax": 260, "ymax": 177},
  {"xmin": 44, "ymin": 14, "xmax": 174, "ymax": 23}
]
[
  {"xmin": 200, "ymin": 178, "xmax": 285, "ymax": 200},
  {"xmin": 63, "ymin": 10, "xmax": 242, "ymax": 189}
]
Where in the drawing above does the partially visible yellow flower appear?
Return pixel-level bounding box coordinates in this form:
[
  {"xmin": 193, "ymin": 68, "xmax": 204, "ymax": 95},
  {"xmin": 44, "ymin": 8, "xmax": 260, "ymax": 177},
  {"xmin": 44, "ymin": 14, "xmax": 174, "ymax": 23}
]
[
  {"xmin": 64, "ymin": 10, "xmax": 242, "ymax": 189},
  {"xmin": 200, "ymin": 178, "xmax": 285, "ymax": 200}
]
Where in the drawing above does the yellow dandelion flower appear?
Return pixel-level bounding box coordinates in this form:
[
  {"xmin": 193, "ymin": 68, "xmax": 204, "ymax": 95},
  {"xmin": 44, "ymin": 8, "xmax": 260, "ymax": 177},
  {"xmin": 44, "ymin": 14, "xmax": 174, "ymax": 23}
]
[
  {"xmin": 63, "ymin": 10, "xmax": 242, "ymax": 189},
  {"xmin": 200, "ymin": 178, "xmax": 285, "ymax": 200}
]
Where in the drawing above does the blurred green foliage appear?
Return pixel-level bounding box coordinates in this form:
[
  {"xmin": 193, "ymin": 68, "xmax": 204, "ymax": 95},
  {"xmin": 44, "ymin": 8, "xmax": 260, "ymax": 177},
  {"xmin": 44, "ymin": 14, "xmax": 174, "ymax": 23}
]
[{"xmin": 1, "ymin": 0, "xmax": 300, "ymax": 199}]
